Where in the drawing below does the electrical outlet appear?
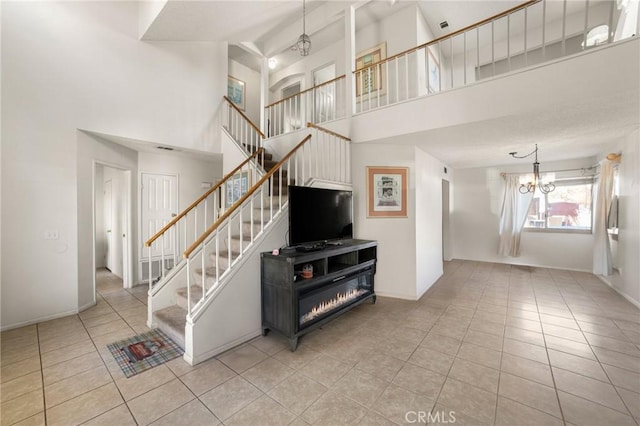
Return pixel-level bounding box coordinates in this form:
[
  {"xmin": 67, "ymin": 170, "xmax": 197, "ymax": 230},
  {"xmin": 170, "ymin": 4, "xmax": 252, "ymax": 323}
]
[{"xmin": 44, "ymin": 230, "xmax": 59, "ymax": 240}]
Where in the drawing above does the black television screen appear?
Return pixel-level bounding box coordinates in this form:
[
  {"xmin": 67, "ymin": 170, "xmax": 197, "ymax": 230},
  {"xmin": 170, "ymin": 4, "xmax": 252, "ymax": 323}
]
[{"xmin": 288, "ymin": 186, "xmax": 353, "ymax": 246}]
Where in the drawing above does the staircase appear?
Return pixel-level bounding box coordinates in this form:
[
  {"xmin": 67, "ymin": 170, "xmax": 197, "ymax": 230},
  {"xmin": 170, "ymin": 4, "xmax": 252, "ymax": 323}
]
[
  {"xmin": 152, "ymin": 147, "xmax": 286, "ymax": 349},
  {"xmin": 145, "ymin": 96, "xmax": 351, "ymax": 365}
]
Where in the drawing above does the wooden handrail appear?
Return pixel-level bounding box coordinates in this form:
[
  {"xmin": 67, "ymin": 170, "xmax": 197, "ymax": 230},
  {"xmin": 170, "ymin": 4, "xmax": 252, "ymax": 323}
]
[
  {"xmin": 183, "ymin": 134, "xmax": 313, "ymax": 258},
  {"xmin": 353, "ymin": 0, "xmax": 540, "ymax": 74},
  {"xmin": 223, "ymin": 96, "xmax": 266, "ymax": 139},
  {"xmin": 306, "ymin": 122, "xmax": 351, "ymax": 141},
  {"xmin": 265, "ymin": 75, "xmax": 346, "ymax": 109},
  {"xmin": 145, "ymin": 148, "xmax": 265, "ymax": 247}
]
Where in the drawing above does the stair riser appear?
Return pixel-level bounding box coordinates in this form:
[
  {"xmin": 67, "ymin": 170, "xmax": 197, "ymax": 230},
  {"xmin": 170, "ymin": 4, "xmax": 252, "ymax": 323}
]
[
  {"xmin": 175, "ymin": 291, "xmax": 203, "ymax": 311},
  {"xmin": 192, "ymin": 271, "xmax": 224, "ymax": 289},
  {"xmin": 229, "ymin": 238, "xmax": 249, "ymax": 253},
  {"xmin": 209, "ymin": 254, "xmax": 233, "ymax": 270},
  {"xmin": 241, "ymin": 222, "xmax": 264, "ymax": 235}
]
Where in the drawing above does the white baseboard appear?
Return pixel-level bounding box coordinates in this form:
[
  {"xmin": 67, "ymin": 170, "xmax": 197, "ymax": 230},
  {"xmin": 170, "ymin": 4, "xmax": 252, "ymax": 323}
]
[
  {"xmin": 1, "ymin": 309, "xmax": 79, "ymax": 332},
  {"xmin": 78, "ymin": 300, "xmax": 97, "ymax": 312},
  {"xmin": 453, "ymin": 257, "xmax": 592, "ymax": 274},
  {"xmin": 185, "ymin": 329, "xmax": 263, "ymax": 366},
  {"xmin": 374, "ymin": 290, "xmax": 420, "ymax": 301},
  {"xmin": 597, "ymin": 275, "xmax": 640, "ymax": 309}
]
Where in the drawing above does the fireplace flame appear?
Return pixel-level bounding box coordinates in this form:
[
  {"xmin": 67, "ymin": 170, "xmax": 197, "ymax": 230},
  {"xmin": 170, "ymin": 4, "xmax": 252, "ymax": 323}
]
[{"xmin": 300, "ymin": 287, "xmax": 367, "ymax": 325}]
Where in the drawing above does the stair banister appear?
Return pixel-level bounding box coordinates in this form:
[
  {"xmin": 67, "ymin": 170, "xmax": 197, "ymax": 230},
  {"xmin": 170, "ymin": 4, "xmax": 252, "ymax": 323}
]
[
  {"xmin": 144, "ymin": 147, "xmax": 265, "ymax": 290},
  {"xmin": 183, "ymin": 134, "xmax": 312, "ymax": 260}
]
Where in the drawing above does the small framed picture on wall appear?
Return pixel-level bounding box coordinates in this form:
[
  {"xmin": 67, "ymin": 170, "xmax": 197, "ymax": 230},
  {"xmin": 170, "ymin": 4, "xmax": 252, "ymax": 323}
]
[
  {"xmin": 366, "ymin": 166, "xmax": 408, "ymax": 218},
  {"xmin": 227, "ymin": 76, "xmax": 246, "ymax": 110}
]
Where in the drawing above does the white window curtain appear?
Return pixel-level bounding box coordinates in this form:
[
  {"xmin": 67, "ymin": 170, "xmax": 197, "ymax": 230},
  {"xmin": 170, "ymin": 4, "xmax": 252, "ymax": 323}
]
[
  {"xmin": 498, "ymin": 175, "xmax": 534, "ymax": 257},
  {"xmin": 593, "ymin": 159, "xmax": 615, "ymax": 275}
]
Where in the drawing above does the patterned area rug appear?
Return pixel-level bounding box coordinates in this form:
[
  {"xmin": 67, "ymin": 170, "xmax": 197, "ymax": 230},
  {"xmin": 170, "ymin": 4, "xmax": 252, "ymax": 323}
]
[{"xmin": 107, "ymin": 329, "xmax": 183, "ymax": 378}]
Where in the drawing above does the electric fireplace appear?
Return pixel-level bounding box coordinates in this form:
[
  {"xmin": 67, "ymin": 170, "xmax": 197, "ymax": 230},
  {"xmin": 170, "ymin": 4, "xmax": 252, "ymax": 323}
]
[{"xmin": 261, "ymin": 239, "xmax": 377, "ymax": 351}]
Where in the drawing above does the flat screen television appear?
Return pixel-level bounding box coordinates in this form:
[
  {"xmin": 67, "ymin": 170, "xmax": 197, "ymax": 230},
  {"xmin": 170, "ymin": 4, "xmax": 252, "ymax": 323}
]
[{"xmin": 288, "ymin": 186, "xmax": 353, "ymax": 247}]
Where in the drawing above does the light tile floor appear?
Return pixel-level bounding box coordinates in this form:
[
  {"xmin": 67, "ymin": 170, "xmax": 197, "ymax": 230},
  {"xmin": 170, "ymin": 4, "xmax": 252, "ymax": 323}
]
[{"xmin": 1, "ymin": 262, "xmax": 639, "ymax": 425}]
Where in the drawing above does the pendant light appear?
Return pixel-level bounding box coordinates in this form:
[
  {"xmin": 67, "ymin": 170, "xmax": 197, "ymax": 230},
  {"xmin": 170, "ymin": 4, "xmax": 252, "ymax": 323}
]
[{"xmin": 296, "ymin": 0, "xmax": 311, "ymax": 56}]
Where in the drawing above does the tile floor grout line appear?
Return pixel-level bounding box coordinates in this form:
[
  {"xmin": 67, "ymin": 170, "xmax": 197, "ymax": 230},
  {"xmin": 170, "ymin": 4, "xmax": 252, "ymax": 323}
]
[
  {"xmin": 533, "ymin": 272, "xmax": 568, "ymax": 426},
  {"xmin": 35, "ymin": 323, "xmax": 48, "ymax": 426},
  {"xmin": 75, "ymin": 294, "xmax": 137, "ymax": 424},
  {"xmin": 558, "ymin": 275, "xmax": 640, "ymax": 424}
]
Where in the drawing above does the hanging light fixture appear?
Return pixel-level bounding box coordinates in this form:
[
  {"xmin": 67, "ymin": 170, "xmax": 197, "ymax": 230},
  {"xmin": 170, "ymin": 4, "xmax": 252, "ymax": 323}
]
[
  {"xmin": 296, "ymin": 0, "xmax": 311, "ymax": 56},
  {"xmin": 509, "ymin": 144, "xmax": 556, "ymax": 194}
]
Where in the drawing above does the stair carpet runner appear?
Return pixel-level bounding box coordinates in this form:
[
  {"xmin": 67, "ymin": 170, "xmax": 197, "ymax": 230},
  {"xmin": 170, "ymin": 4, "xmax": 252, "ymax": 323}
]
[{"xmin": 152, "ymin": 149, "xmax": 288, "ymax": 349}]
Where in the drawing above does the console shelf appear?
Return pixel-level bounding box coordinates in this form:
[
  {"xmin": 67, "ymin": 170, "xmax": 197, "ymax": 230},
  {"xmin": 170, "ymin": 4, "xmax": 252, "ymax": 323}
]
[{"xmin": 261, "ymin": 239, "xmax": 377, "ymax": 351}]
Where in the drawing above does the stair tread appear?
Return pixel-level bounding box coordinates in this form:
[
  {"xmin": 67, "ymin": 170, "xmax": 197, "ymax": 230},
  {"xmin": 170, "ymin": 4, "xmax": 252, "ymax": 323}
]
[
  {"xmin": 195, "ymin": 266, "xmax": 225, "ymax": 277},
  {"xmin": 153, "ymin": 305, "xmax": 187, "ymax": 348}
]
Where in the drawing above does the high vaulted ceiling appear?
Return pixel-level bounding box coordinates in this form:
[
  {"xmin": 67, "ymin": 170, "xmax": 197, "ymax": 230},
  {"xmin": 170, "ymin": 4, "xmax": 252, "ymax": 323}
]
[
  {"xmin": 140, "ymin": 1, "xmax": 639, "ymax": 169},
  {"xmin": 142, "ymin": 0, "xmax": 525, "ymax": 70}
]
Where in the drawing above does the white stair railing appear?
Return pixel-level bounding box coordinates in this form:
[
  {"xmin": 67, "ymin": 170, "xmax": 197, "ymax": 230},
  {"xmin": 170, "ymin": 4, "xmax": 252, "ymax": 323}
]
[
  {"xmin": 265, "ymin": 75, "xmax": 347, "ymax": 138},
  {"xmin": 223, "ymin": 96, "xmax": 264, "ymax": 155},
  {"xmin": 355, "ymin": 0, "xmax": 635, "ymax": 113},
  {"xmin": 144, "ymin": 149, "xmax": 264, "ymax": 291},
  {"xmin": 182, "ymin": 125, "xmax": 351, "ymax": 318}
]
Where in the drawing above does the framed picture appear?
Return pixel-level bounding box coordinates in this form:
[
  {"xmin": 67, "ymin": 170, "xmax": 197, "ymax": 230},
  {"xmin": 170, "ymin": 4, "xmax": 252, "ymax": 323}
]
[
  {"xmin": 367, "ymin": 166, "xmax": 408, "ymax": 218},
  {"xmin": 427, "ymin": 48, "xmax": 440, "ymax": 94},
  {"xmin": 355, "ymin": 42, "xmax": 387, "ymax": 98},
  {"xmin": 227, "ymin": 76, "xmax": 245, "ymax": 110},
  {"xmin": 225, "ymin": 171, "xmax": 249, "ymax": 208}
]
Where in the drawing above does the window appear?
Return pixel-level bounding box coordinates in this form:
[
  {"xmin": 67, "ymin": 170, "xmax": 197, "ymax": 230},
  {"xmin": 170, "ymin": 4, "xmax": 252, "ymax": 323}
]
[{"xmin": 524, "ymin": 179, "xmax": 593, "ymax": 232}]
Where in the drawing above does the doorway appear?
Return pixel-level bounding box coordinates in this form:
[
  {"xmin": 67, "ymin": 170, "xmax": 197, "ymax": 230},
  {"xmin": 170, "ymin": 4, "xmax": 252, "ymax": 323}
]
[
  {"xmin": 442, "ymin": 179, "xmax": 451, "ymax": 261},
  {"xmin": 312, "ymin": 63, "xmax": 336, "ymax": 123},
  {"xmin": 94, "ymin": 163, "xmax": 132, "ymax": 290},
  {"xmin": 281, "ymin": 82, "xmax": 301, "ymax": 133}
]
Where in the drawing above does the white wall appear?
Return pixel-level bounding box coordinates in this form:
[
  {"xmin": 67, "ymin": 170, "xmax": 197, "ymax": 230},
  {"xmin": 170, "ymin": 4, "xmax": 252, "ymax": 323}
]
[
  {"xmin": 451, "ymin": 157, "xmax": 598, "ymax": 271},
  {"xmin": 415, "ymin": 147, "xmax": 446, "ymax": 298},
  {"xmin": 229, "ymin": 59, "xmax": 261, "ymax": 126},
  {"xmin": 356, "ymin": 5, "xmax": 418, "ymax": 61},
  {"xmin": 270, "ymin": 39, "xmax": 346, "ymax": 102},
  {"xmin": 351, "ymin": 143, "xmax": 418, "ymax": 299},
  {"xmin": 2, "ymin": 1, "xmax": 227, "ymax": 329},
  {"xmin": 103, "ymin": 166, "xmax": 128, "ymax": 279},
  {"xmin": 95, "ymin": 165, "xmax": 106, "ymax": 269},
  {"xmin": 606, "ymin": 129, "xmax": 640, "ymax": 305}
]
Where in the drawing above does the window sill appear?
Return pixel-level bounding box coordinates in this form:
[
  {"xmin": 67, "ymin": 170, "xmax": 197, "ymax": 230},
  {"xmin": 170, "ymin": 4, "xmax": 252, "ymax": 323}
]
[{"xmin": 524, "ymin": 228, "xmax": 592, "ymax": 235}]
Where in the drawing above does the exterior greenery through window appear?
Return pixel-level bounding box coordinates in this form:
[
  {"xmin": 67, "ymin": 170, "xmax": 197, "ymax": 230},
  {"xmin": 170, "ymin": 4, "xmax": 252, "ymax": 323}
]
[{"xmin": 524, "ymin": 179, "xmax": 593, "ymax": 232}]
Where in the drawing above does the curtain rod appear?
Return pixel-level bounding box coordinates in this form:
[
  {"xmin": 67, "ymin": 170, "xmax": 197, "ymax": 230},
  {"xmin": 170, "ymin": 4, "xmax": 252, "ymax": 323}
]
[{"xmin": 501, "ymin": 165, "xmax": 598, "ymax": 177}]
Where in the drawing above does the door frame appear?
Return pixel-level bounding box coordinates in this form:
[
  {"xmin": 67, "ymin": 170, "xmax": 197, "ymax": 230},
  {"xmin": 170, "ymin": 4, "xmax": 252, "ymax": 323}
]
[{"xmin": 93, "ymin": 160, "xmax": 133, "ymax": 297}]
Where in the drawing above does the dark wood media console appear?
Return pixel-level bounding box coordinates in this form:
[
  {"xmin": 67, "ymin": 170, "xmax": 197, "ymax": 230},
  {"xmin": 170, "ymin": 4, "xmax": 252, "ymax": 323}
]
[{"xmin": 261, "ymin": 239, "xmax": 377, "ymax": 351}]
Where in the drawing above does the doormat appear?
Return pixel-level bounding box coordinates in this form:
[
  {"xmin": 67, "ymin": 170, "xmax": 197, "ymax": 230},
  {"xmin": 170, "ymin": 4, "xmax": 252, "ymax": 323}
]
[{"xmin": 107, "ymin": 329, "xmax": 183, "ymax": 378}]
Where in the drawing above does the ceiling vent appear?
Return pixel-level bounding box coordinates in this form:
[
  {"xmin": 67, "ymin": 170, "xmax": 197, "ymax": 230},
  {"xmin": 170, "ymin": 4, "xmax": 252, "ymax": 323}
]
[
  {"xmin": 440, "ymin": 21, "xmax": 449, "ymax": 29},
  {"xmin": 157, "ymin": 146, "xmax": 174, "ymax": 151}
]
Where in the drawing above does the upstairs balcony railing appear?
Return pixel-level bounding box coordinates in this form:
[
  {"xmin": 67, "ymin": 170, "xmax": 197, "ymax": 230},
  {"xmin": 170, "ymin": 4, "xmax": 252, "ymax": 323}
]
[
  {"xmin": 223, "ymin": 95, "xmax": 264, "ymax": 155},
  {"xmin": 265, "ymin": 75, "xmax": 347, "ymax": 138},
  {"xmin": 355, "ymin": 0, "xmax": 636, "ymax": 113}
]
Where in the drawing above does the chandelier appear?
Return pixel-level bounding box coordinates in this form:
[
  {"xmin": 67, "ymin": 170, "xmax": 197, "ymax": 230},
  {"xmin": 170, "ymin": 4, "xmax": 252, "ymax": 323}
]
[
  {"xmin": 296, "ymin": 0, "xmax": 311, "ymax": 56},
  {"xmin": 509, "ymin": 144, "xmax": 556, "ymax": 194}
]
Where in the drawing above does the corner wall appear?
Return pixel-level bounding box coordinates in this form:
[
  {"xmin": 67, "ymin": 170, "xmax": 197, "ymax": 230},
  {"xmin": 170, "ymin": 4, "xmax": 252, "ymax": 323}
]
[
  {"xmin": 351, "ymin": 143, "xmax": 445, "ymax": 300},
  {"xmin": 1, "ymin": 1, "xmax": 227, "ymax": 329}
]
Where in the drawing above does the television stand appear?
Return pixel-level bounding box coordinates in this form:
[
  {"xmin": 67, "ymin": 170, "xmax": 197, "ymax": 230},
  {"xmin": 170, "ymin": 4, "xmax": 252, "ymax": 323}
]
[{"xmin": 261, "ymin": 239, "xmax": 377, "ymax": 351}]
